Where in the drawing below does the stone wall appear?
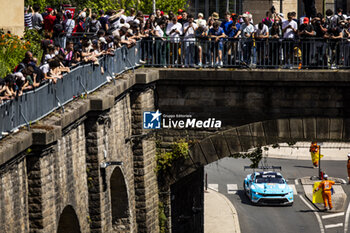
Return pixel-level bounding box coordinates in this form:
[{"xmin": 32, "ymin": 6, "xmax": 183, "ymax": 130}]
[
  {"xmin": 0, "ymin": 155, "xmax": 29, "ymax": 232},
  {"xmin": 0, "ymin": 0, "xmax": 24, "ymax": 36},
  {"xmin": 2, "ymin": 69, "xmax": 350, "ymax": 233},
  {"xmin": 27, "ymin": 123, "xmax": 90, "ymax": 233},
  {"xmin": 131, "ymin": 88, "xmax": 159, "ymax": 233},
  {"xmin": 85, "ymin": 93, "xmax": 137, "ymax": 233}
]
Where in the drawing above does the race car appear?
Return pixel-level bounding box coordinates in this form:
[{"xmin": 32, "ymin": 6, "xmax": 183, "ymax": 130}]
[{"xmin": 243, "ymin": 171, "xmax": 293, "ymax": 205}]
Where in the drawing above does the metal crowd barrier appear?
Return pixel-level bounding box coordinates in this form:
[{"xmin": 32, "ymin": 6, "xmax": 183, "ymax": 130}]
[
  {"xmin": 0, "ymin": 42, "xmax": 141, "ymax": 137},
  {"xmin": 141, "ymin": 37, "xmax": 350, "ymax": 69}
]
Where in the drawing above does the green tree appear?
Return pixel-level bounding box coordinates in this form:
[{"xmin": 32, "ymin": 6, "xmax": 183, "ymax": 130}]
[{"xmin": 26, "ymin": 0, "xmax": 188, "ymax": 15}]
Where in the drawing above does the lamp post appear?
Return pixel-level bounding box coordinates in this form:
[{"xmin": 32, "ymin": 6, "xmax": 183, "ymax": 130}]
[{"xmin": 318, "ymin": 142, "xmax": 323, "ymax": 179}]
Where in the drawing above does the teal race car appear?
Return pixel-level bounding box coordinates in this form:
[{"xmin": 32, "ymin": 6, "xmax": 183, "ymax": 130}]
[{"xmin": 243, "ymin": 171, "xmax": 294, "ymax": 206}]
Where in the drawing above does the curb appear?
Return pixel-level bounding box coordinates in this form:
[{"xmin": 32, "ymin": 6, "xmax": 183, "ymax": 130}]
[
  {"xmin": 300, "ymin": 177, "xmax": 347, "ymax": 213},
  {"xmin": 207, "ymin": 188, "xmax": 241, "ymax": 233}
]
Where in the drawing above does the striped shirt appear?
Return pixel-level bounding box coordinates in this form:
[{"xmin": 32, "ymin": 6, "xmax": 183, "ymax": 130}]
[{"xmin": 25, "ymin": 13, "xmax": 33, "ymax": 29}]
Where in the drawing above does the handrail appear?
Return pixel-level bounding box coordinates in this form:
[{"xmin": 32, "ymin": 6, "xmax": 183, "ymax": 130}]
[{"xmin": 0, "ymin": 41, "xmax": 141, "ymax": 138}]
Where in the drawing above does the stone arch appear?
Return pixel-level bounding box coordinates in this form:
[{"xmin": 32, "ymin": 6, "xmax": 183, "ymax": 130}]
[
  {"xmin": 110, "ymin": 167, "xmax": 130, "ymax": 232},
  {"xmin": 168, "ymin": 117, "xmax": 350, "ymax": 183},
  {"xmin": 57, "ymin": 205, "xmax": 81, "ymax": 233}
]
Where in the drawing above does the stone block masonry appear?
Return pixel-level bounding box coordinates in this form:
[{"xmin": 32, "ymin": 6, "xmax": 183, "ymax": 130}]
[
  {"xmin": 0, "ymin": 156, "xmax": 29, "ymax": 232},
  {"xmin": 2, "ymin": 69, "xmax": 350, "ymax": 233},
  {"xmin": 27, "ymin": 123, "xmax": 90, "ymax": 233},
  {"xmin": 131, "ymin": 88, "xmax": 159, "ymax": 233}
]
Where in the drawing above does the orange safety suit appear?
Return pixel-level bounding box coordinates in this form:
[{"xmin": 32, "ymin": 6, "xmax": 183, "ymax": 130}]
[
  {"xmin": 347, "ymin": 159, "xmax": 350, "ymax": 182},
  {"xmin": 310, "ymin": 142, "xmax": 320, "ymax": 167},
  {"xmin": 317, "ymin": 180, "xmax": 335, "ymax": 209}
]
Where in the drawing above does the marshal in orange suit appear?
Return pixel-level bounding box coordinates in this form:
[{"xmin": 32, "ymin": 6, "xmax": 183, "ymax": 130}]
[{"xmin": 314, "ymin": 174, "xmax": 335, "ymax": 211}]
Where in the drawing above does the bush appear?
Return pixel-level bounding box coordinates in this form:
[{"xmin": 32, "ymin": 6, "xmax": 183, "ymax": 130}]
[
  {"xmin": 0, "ymin": 29, "xmax": 43, "ymax": 78},
  {"xmin": 0, "ymin": 31, "xmax": 27, "ymax": 77},
  {"xmin": 156, "ymin": 139, "xmax": 189, "ymax": 173}
]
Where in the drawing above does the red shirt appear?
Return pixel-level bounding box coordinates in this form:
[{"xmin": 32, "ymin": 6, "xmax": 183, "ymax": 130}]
[{"xmin": 44, "ymin": 14, "xmax": 56, "ymax": 32}]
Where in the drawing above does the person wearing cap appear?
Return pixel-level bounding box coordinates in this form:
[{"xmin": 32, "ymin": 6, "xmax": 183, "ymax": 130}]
[
  {"xmin": 240, "ymin": 14, "xmax": 255, "ymax": 65},
  {"xmin": 212, "ymin": 12, "xmax": 219, "ymax": 22},
  {"xmin": 209, "ymin": 21, "xmax": 226, "ymax": 68},
  {"xmin": 44, "ymin": 7, "xmax": 56, "ymax": 33},
  {"xmin": 314, "ymin": 174, "xmax": 335, "ymax": 210},
  {"xmin": 195, "ymin": 13, "xmax": 206, "ymax": 27},
  {"xmin": 226, "ymin": 14, "xmax": 240, "ymax": 65},
  {"xmin": 298, "ymin": 17, "xmax": 315, "ymax": 67}
]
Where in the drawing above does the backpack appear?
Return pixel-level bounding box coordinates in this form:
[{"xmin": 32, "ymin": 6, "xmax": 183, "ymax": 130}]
[{"xmin": 89, "ymin": 20, "xmax": 98, "ymax": 33}]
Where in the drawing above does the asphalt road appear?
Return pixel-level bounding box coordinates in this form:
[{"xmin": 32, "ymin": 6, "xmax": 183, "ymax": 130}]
[{"xmin": 205, "ymin": 157, "xmax": 350, "ymax": 233}]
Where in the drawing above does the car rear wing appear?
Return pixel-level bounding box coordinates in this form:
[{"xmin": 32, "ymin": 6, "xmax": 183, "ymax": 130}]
[{"xmin": 244, "ymin": 166, "xmax": 282, "ymax": 171}]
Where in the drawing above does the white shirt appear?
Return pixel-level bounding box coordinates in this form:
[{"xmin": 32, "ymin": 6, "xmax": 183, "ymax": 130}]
[
  {"xmin": 183, "ymin": 22, "xmax": 198, "ymax": 41},
  {"xmin": 154, "ymin": 25, "xmax": 164, "ymax": 38},
  {"xmin": 194, "ymin": 18, "xmax": 206, "ymax": 27},
  {"xmin": 40, "ymin": 64, "xmax": 50, "ymax": 74},
  {"xmin": 254, "ymin": 24, "xmax": 268, "ymax": 36},
  {"xmin": 64, "ymin": 19, "xmax": 75, "ymax": 36},
  {"xmin": 282, "ymin": 19, "xmax": 298, "ymax": 38},
  {"xmin": 126, "ymin": 16, "xmax": 135, "ymax": 23},
  {"xmin": 240, "ymin": 23, "xmax": 255, "ymax": 38},
  {"xmin": 44, "ymin": 53, "xmax": 55, "ymax": 63},
  {"xmin": 166, "ymin": 22, "xmax": 182, "ymax": 42}
]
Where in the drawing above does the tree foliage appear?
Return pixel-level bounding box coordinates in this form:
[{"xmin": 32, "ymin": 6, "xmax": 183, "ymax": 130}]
[
  {"xmin": 230, "ymin": 147, "xmax": 263, "ymax": 168},
  {"xmin": 25, "ymin": 0, "xmax": 188, "ymax": 15},
  {"xmin": 0, "ymin": 29, "xmax": 43, "ymax": 78},
  {"xmin": 156, "ymin": 139, "xmax": 189, "ymax": 174}
]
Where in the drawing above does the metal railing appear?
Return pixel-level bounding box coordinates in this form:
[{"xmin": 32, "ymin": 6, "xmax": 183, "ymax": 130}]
[
  {"xmin": 1, "ymin": 36, "xmax": 350, "ymax": 138},
  {"xmin": 141, "ymin": 37, "xmax": 350, "ymax": 69},
  {"xmin": 0, "ymin": 42, "xmax": 141, "ymax": 137}
]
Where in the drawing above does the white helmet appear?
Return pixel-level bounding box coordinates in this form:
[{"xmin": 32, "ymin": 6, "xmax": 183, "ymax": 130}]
[
  {"xmin": 323, "ymin": 174, "xmax": 328, "ymax": 178},
  {"xmin": 347, "ymin": 153, "xmax": 350, "ymax": 157}
]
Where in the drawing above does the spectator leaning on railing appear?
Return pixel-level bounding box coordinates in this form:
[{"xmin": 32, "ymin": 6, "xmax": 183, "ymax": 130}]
[{"xmin": 5, "ymin": 2, "xmax": 350, "ymax": 107}]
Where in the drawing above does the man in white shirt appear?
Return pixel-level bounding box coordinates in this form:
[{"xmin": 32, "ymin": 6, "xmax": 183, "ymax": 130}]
[
  {"xmin": 194, "ymin": 13, "xmax": 206, "ymax": 27},
  {"xmin": 166, "ymin": 17, "xmax": 183, "ymax": 65},
  {"xmin": 166, "ymin": 17, "xmax": 183, "ymax": 42},
  {"xmin": 282, "ymin": 12, "xmax": 298, "ymax": 39},
  {"xmin": 282, "ymin": 12, "xmax": 298, "ymax": 66},
  {"xmin": 183, "ymin": 15, "xmax": 198, "ymax": 66},
  {"xmin": 254, "ymin": 22, "xmax": 269, "ymax": 65},
  {"xmin": 154, "ymin": 21, "xmax": 166, "ymax": 66},
  {"xmin": 240, "ymin": 14, "xmax": 255, "ymax": 64}
]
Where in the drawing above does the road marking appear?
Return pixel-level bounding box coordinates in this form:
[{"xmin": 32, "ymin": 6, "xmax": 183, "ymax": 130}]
[
  {"xmin": 289, "ymin": 184, "xmax": 297, "ymax": 195},
  {"xmin": 325, "ymin": 223, "xmax": 343, "ymax": 229},
  {"xmin": 227, "ymin": 184, "xmax": 238, "ymax": 194},
  {"xmin": 208, "ymin": 184, "xmax": 218, "ymax": 192},
  {"xmin": 322, "ymin": 212, "xmax": 344, "ymax": 219},
  {"xmin": 344, "ymin": 201, "xmax": 350, "ymax": 233},
  {"xmin": 295, "ymin": 179, "xmax": 299, "ymax": 185},
  {"xmin": 299, "ymin": 195, "xmax": 325, "ymax": 233}
]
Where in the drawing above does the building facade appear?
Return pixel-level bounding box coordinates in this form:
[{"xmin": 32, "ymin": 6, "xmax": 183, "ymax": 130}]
[{"xmin": 0, "ymin": 0, "xmax": 24, "ymax": 36}]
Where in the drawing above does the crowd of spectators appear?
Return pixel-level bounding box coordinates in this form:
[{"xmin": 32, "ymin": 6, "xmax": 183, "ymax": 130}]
[{"xmin": 2, "ymin": 5, "xmax": 350, "ymax": 102}]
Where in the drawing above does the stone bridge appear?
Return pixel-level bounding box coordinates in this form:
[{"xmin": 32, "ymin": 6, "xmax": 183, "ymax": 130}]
[{"xmin": 1, "ymin": 69, "xmax": 350, "ymax": 233}]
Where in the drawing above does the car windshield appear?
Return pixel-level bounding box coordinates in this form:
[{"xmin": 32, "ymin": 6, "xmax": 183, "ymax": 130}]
[{"xmin": 255, "ymin": 174, "xmax": 284, "ymax": 184}]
